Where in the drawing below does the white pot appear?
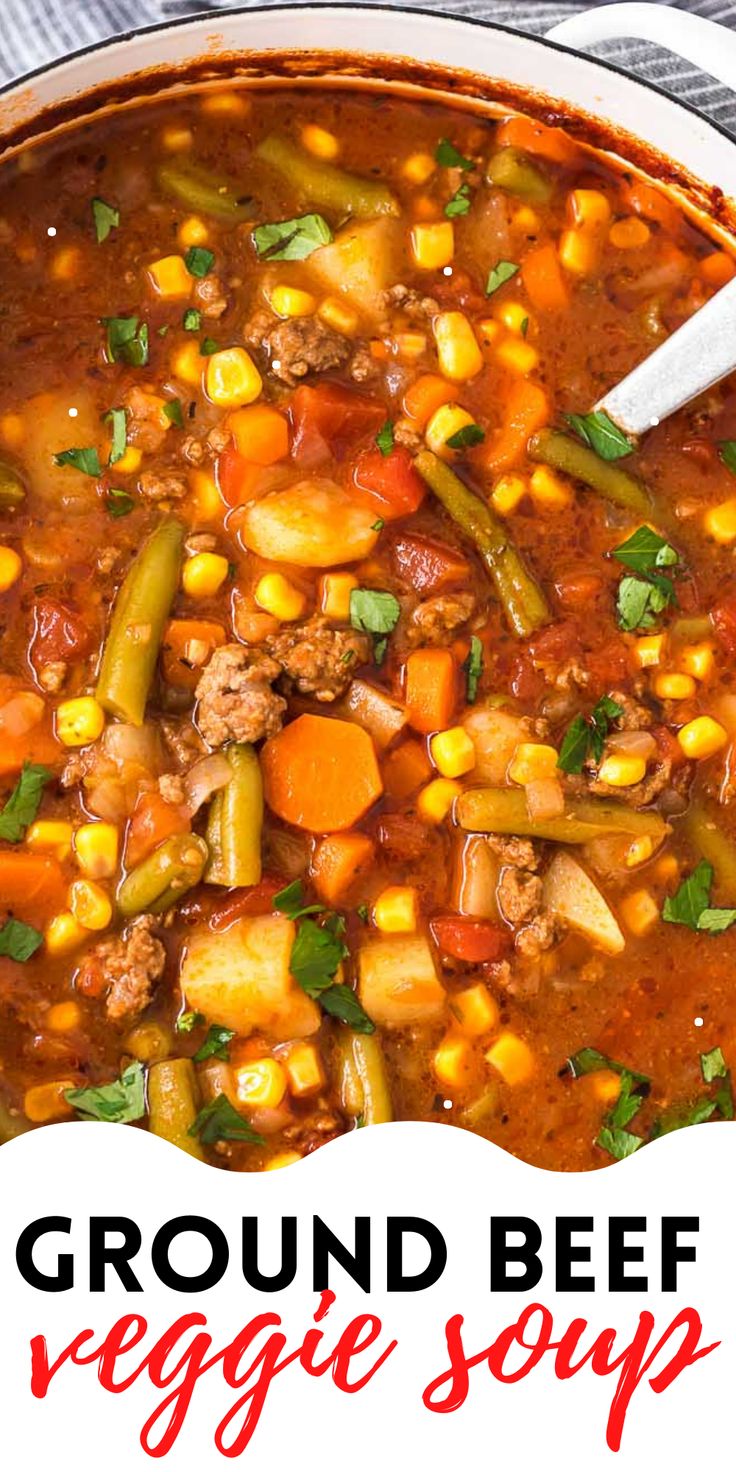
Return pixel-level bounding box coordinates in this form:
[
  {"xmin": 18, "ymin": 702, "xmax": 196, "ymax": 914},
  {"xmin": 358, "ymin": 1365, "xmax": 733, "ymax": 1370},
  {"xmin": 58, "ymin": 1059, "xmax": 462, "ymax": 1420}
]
[{"xmin": 0, "ymin": 2, "xmax": 735, "ymax": 221}]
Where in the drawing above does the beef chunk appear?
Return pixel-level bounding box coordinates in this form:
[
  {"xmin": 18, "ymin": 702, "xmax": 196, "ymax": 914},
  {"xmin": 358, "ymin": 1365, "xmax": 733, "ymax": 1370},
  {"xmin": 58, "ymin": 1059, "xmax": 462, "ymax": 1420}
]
[
  {"xmin": 486, "ymin": 835, "xmax": 539, "ymax": 870},
  {"xmin": 266, "ymin": 616, "xmax": 372, "ymax": 701},
  {"xmin": 195, "ymin": 644, "xmax": 286, "ymax": 746},
  {"xmin": 498, "ymin": 867, "xmax": 544, "ymax": 926},
  {"xmin": 78, "ymin": 915, "xmax": 166, "ymax": 1023},
  {"xmin": 138, "ymin": 470, "xmax": 188, "ymax": 502},
  {"xmin": 246, "ymin": 311, "xmax": 350, "ymax": 387},
  {"xmin": 409, "ymin": 591, "xmax": 475, "ymax": 646}
]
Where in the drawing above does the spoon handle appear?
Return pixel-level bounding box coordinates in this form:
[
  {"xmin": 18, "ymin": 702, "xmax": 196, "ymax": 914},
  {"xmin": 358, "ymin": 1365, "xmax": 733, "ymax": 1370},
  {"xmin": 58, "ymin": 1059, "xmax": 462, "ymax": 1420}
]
[{"xmin": 596, "ymin": 274, "xmax": 736, "ymax": 437}]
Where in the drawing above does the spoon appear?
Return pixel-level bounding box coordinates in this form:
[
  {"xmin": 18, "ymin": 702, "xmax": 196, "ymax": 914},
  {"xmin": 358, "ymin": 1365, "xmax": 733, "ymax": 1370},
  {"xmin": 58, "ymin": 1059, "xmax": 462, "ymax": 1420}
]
[{"xmin": 596, "ymin": 274, "xmax": 736, "ymax": 436}]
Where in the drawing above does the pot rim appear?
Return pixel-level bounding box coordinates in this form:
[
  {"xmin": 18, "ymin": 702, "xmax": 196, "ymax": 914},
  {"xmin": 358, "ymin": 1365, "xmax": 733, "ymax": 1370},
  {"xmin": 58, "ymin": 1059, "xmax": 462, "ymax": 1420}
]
[{"xmin": 1, "ymin": 0, "xmax": 734, "ymax": 155}]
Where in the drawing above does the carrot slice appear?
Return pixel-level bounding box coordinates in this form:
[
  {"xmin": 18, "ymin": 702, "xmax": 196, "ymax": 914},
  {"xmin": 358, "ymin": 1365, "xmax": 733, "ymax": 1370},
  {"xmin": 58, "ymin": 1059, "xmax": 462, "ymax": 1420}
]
[
  {"xmin": 521, "ymin": 244, "xmax": 570, "ymax": 312},
  {"xmin": 0, "ymin": 853, "xmax": 67, "ymax": 917},
  {"xmin": 0, "ymin": 685, "xmax": 59, "ymax": 777},
  {"xmin": 311, "ymin": 832, "xmax": 376, "ymax": 904},
  {"xmin": 125, "ymin": 791, "xmax": 191, "ymax": 869},
  {"xmin": 261, "ymin": 715, "xmax": 383, "ymax": 833},
  {"xmin": 496, "ymin": 115, "xmax": 581, "ymax": 166},
  {"xmin": 481, "ymin": 380, "xmax": 549, "ymax": 475},
  {"xmin": 402, "ymin": 373, "xmax": 456, "ymax": 428},
  {"xmin": 227, "ymin": 405, "xmax": 290, "ymax": 466},
  {"xmin": 405, "ymin": 648, "xmax": 458, "ymax": 734},
  {"xmin": 383, "ymin": 739, "xmax": 433, "ymax": 799}
]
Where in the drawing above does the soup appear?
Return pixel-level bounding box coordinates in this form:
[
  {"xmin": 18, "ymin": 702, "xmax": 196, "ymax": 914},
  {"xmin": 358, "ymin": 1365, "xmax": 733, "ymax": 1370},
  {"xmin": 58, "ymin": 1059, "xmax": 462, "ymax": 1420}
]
[{"xmin": 1, "ymin": 80, "xmax": 735, "ymax": 1170}]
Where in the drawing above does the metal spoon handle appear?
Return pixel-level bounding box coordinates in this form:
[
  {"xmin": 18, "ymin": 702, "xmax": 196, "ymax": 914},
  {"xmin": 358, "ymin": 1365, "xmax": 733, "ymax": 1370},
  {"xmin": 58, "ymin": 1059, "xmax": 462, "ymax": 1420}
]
[{"xmin": 596, "ymin": 274, "xmax": 736, "ymax": 437}]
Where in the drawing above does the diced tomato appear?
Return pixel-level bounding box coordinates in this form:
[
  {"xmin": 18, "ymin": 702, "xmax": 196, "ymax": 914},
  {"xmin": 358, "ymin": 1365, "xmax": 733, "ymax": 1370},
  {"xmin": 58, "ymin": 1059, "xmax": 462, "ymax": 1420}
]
[
  {"xmin": 216, "ymin": 446, "xmax": 261, "ymax": 507},
  {"xmin": 681, "ymin": 436, "xmax": 717, "ymax": 469},
  {"xmin": 431, "ymin": 916, "xmax": 510, "ymax": 964},
  {"xmin": 554, "ymin": 572, "xmax": 604, "ymax": 610},
  {"xmin": 209, "ymin": 876, "xmax": 284, "ymax": 931},
  {"xmin": 712, "ymin": 597, "xmax": 736, "ymax": 654},
  {"xmin": 585, "ymin": 638, "xmax": 632, "ymax": 693},
  {"xmin": 528, "ymin": 620, "xmax": 582, "ymax": 668},
  {"xmin": 125, "ymin": 792, "xmax": 191, "ymax": 870},
  {"xmin": 508, "ymin": 652, "xmax": 545, "ymax": 705},
  {"xmin": 391, "ymin": 533, "xmax": 470, "ymax": 594},
  {"xmin": 31, "ymin": 597, "xmax": 91, "ymax": 666},
  {"xmin": 289, "ymin": 383, "xmax": 384, "ymax": 466},
  {"xmin": 652, "ymin": 724, "xmax": 687, "ymax": 770},
  {"xmin": 353, "ymin": 445, "xmax": 426, "ymax": 520}
]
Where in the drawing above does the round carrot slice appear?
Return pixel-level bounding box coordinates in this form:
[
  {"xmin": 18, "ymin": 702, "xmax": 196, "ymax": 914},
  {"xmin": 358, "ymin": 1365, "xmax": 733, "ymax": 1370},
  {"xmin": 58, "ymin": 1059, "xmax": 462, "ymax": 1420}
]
[{"xmin": 261, "ymin": 714, "xmax": 383, "ymax": 833}]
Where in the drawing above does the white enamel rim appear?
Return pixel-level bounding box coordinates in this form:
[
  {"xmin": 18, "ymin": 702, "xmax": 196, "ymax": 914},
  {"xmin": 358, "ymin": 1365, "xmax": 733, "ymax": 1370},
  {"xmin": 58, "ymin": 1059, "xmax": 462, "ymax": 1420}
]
[{"xmin": 1, "ymin": 2, "xmax": 736, "ymax": 211}]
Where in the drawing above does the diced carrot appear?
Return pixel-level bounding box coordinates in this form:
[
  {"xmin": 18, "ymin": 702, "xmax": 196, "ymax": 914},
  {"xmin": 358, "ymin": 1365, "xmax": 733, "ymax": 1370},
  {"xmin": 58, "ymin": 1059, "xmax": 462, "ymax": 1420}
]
[
  {"xmin": 383, "ymin": 739, "xmax": 433, "ymax": 799},
  {"xmin": 0, "ymin": 853, "xmax": 67, "ymax": 918},
  {"xmin": 481, "ymin": 380, "xmax": 549, "ymax": 475},
  {"xmin": 622, "ymin": 178, "xmax": 682, "ymax": 235},
  {"xmin": 391, "ymin": 533, "xmax": 470, "ymax": 593},
  {"xmin": 521, "ymin": 243, "xmax": 570, "ymax": 312},
  {"xmin": 496, "ymin": 114, "xmax": 581, "ymax": 166},
  {"xmin": 402, "ymin": 373, "xmax": 456, "ymax": 429},
  {"xmin": 161, "ymin": 619, "xmax": 226, "ymax": 691},
  {"xmin": 261, "ymin": 714, "xmax": 383, "ymax": 832},
  {"xmin": 0, "ymin": 684, "xmax": 59, "ymax": 777},
  {"xmin": 216, "ymin": 446, "xmax": 262, "ymax": 507},
  {"xmin": 125, "ymin": 791, "xmax": 191, "ymax": 869},
  {"xmin": 226, "ymin": 405, "xmax": 290, "ymax": 465},
  {"xmin": 405, "ymin": 648, "xmax": 458, "ymax": 734},
  {"xmin": 311, "ymin": 832, "xmax": 375, "ymax": 904},
  {"xmin": 700, "ymin": 250, "xmax": 736, "ymax": 287}
]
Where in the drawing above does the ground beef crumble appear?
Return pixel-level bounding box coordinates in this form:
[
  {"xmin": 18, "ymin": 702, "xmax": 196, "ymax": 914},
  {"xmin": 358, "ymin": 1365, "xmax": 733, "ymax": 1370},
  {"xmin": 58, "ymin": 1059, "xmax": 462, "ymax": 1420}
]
[
  {"xmin": 195, "ymin": 644, "xmax": 286, "ymax": 747},
  {"xmin": 77, "ymin": 915, "xmax": 166, "ymax": 1023},
  {"xmin": 266, "ymin": 616, "xmax": 372, "ymax": 701},
  {"xmin": 409, "ymin": 591, "xmax": 476, "ymax": 646}
]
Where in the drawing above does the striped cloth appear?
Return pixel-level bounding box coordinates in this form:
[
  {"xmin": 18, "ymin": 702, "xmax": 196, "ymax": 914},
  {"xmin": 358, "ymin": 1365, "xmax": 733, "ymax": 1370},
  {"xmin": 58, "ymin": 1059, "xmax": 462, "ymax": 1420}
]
[{"xmin": 0, "ymin": 0, "xmax": 735, "ymax": 135}]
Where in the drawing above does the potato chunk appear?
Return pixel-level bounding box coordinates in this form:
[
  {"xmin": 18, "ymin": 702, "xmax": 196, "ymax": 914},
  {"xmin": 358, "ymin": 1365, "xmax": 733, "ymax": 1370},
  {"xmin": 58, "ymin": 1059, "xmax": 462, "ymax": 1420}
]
[
  {"xmin": 358, "ymin": 935, "xmax": 446, "ymax": 1028},
  {"xmin": 180, "ymin": 913, "xmax": 320, "ymax": 1040},
  {"xmin": 240, "ymin": 477, "xmax": 379, "ymax": 567},
  {"xmin": 543, "ymin": 851, "xmax": 625, "ymax": 955},
  {"xmin": 463, "ymin": 705, "xmax": 530, "ymax": 785},
  {"xmin": 308, "ymin": 218, "xmax": 401, "ymax": 320}
]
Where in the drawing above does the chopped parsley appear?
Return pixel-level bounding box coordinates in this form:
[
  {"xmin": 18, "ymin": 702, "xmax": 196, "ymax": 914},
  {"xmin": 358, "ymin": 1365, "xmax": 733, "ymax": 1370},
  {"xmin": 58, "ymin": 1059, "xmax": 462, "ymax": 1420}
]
[
  {"xmin": 184, "ymin": 245, "xmax": 215, "ymax": 277},
  {"xmin": 446, "ymin": 422, "xmax": 485, "ymax": 451},
  {"xmin": 435, "ymin": 138, "xmax": 474, "ymax": 171},
  {"xmin": 520, "ymin": 316, "xmax": 529, "ymax": 338},
  {"xmin": 176, "ymin": 1010, "xmax": 204, "ymax": 1034},
  {"xmin": 445, "ymin": 182, "xmax": 472, "ymax": 218},
  {"xmin": 183, "ymin": 308, "xmax": 202, "ymax": 332},
  {"xmin": 65, "ymin": 1062, "xmax": 145, "ymax": 1124},
  {"xmin": 597, "ymin": 1071, "xmax": 647, "ymax": 1160},
  {"xmin": 319, "ymin": 983, "xmax": 375, "ymax": 1032},
  {"xmin": 272, "ymin": 882, "xmax": 374, "ymax": 1033},
  {"xmin": 371, "ymin": 518, "xmax": 385, "ymax": 533},
  {"xmin": 189, "ymin": 1093, "xmax": 265, "ymax": 1147},
  {"xmin": 102, "ymin": 315, "xmax": 149, "ymax": 367},
  {"xmin": 612, "ymin": 526, "xmax": 679, "ymax": 631},
  {"xmin": 104, "ymin": 407, "xmax": 127, "ymax": 466},
  {"xmin": 567, "ymin": 409, "xmax": 633, "ymax": 461},
  {"xmin": 701, "ymin": 1045, "xmax": 728, "ymax": 1084},
  {"xmin": 0, "ymin": 918, "xmax": 43, "ymax": 963},
  {"xmin": 193, "ymin": 1024, "xmax": 236, "ymax": 1063},
  {"xmin": 557, "ymin": 694, "xmax": 623, "ymax": 774},
  {"xmin": 273, "ymin": 878, "xmax": 325, "ymax": 922},
  {"xmin": 350, "ymin": 587, "xmax": 401, "ymax": 664},
  {"xmin": 485, "ymin": 259, "xmax": 519, "ymax": 296},
  {"xmin": 105, "ymin": 488, "xmax": 135, "ymax": 518},
  {"xmin": 719, "ymin": 440, "xmax": 736, "ymax": 475},
  {"xmin": 612, "ymin": 525, "xmax": 679, "ymax": 574},
  {"xmin": 163, "ymin": 398, "xmax": 185, "ymax": 429},
  {"xmin": 200, "ymin": 336, "xmax": 220, "ymax": 356},
  {"xmin": 253, "ymin": 213, "xmax": 332, "ymax": 261},
  {"xmin": 567, "ymin": 1046, "xmax": 649, "ymax": 1086},
  {"xmin": 53, "ymin": 446, "xmax": 101, "ymax": 477},
  {"xmin": 375, "ymin": 420, "xmax": 394, "ymax": 456},
  {"xmin": 91, "ymin": 197, "xmax": 119, "ymax": 243},
  {"xmin": 463, "ymin": 634, "xmax": 483, "ymax": 704},
  {"xmin": 662, "ymin": 859, "xmax": 736, "ymax": 934},
  {"xmin": 0, "ymin": 762, "xmax": 51, "ymax": 843}
]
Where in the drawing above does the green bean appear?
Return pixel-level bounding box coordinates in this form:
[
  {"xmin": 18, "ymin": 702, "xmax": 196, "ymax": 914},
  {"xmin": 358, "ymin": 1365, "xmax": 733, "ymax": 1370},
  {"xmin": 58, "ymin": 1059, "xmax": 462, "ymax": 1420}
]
[
  {"xmin": 681, "ymin": 800, "xmax": 736, "ymax": 899},
  {"xmin": 0, "ymin": 462, "xmax": 25, "ymax": 509},
  {"xmin": 528, "ymin": 429, "xmax": 651, "ymax": 516},
  {"xmin": 457, "ymin": 786, "xmax": 669, "ymax": 844},
  {"xmin": 486, "ymin": 147, "xmax": 553, "ymax": 203},
  {"xmin": 335, "ymin": 1032, "xmax": 393, "ymax": 1126},
  {"xmin": 96, "ymin": 518, "xmax": 184, "ymax": 725},
  {"xmin": 256, "ymin": 133, "xmax": 399, "ymax": 218},
  {"xmin": 414, "ymin": 450, "xmax": 550, "ymax": 638},
  {"xmin": 118, "ymin": 833, "xmax": 208, "ymax": 918},
  {"xmin": 148, "ymin": 1058, "xmax": 205, "ymax": 1160},
  {"xmin": 157, "ymin": 159, "xmax": 254, "ymax": 221},
  {"xmin": 205, "ymin": 743, "xmax": 263, "ymax": 887}
]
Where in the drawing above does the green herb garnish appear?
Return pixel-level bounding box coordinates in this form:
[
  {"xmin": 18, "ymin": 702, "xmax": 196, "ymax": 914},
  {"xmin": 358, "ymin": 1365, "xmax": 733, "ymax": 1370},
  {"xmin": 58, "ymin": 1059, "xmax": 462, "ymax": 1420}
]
[
  {"xmin": 183, "ymin": 308, "xmax": 202, "ymax": 332},
  {"xmin": 176, "ymin": 1010, "xmax": 204, "ymax": 1034},
  {"xmin": 91, "ymin": 197, "xmax": 120, "ymax": 244},
  {"xmin": 163, "ymin": 398, "xmax": 184, "ymax": 429},
  {"xmin": 445, "ymin": 183, "xmax": 472, "ymax": 218},
  {"xmin": 53, "ymin": 446, "xmax": 101, "ymax": 477},
  {"xmin": 612, "ymin": 527, "xmax": 679, "ymax": 631},
  {"xmin": 375, "ymin": 421, "xmax": 394, "ymax": 456},
  {"xmin": 557, "ymin": 694, "xmax": 623, "ymax": 774},
  {"xmin": 567, "ymin": 409, "xmax": 633, "ymax": 461},
  {"xmin": 253, "ymin": 213, "xmax": 333, "ymax": 261},
  {"xmin": 65, "ymin": 1062, "xmax": 145, "ymax": 1124},
  {"xmin": 719, "ymin": 441, "xmax": 736, "ymax": 475},
  {"xmin": 184, "ymin": 246, "xmax": 215, "ymax": 277},
  {"xmin": 435, "ymin": 138, "xmax": 474, "ymax": 171},
  {"xmin": 102, "ymin": 315, "xmax": 149, "ymax": 367},
  {"xmin": 662, "ymin": 859, "xmax": 736, "ymax": 933},
  {"xmin": 189, "ymin": 1093, "xmax": 264, "ymax": 1146},
  {"xmin": 0, "ymin": 918, "xmax": 43, "ymax": 963},
  {"xmin": 104, "ymin": 407, "xmax": 127, "ymax": 466},
  {"xmin": 485, "ymin": 259, "xmax": 519, "ymax": 296},
  {"xmin": 106, "ymin": 488, "xmax": 135, "ymax": 518},
  {"xmin": 193, "ymin": 1024, "xmax": 236, "ymax": 1063},
  {"xmin": 0, "ymin": 762, "xmax": 50, "ymax": 843},
  {"xmin": 464, "ymin": 634, "xmax": 483, "ymax": 704},
  {"xmin": 446, "ymin": 422, "xmax": 485, "ymax": 451}
]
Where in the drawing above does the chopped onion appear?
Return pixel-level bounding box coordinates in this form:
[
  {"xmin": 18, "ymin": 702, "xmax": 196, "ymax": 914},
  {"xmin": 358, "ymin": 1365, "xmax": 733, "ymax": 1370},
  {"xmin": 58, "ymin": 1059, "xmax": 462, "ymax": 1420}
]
[
  {"xmin": 184, "ymin": 753, "xmax": 232, "ymax": 815},
  {"xmin": 103, "ymin": 721, "xmax": 162, "ymax": 772},
  {"xmin": 452, "ymin": 834, "xmax": 500, "ymax": 918},
  {"xmin": 343, "ymin": 678, "xmax": 408, "ymax": 749},
  {"xmin": 605, "ymin": 729, "xmax": 657, "ymax": 760},
  {"xmin": 87, "ymin": 776, "xmax": 128, "ymax": 823},
  {"xmin": 525, "ymin": 776, "xmax": 565, "ymax": 821},
  {"xmin": 0, "ymin": 691, "xmax": 45, "ymax": 737}
]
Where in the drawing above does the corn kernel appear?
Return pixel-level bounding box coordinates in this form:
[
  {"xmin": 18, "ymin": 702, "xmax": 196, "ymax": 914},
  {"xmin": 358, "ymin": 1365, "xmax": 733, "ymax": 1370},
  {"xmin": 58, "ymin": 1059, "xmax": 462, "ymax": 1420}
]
[
  {"xmin": 433, "ymin": 311, "xmax": 484, "ymax": 382},
  {"xmin": 403, "ymin": 151, "xmax": 436, "ymax": 185},
  {"xmin": 148, "ymin": 254, "xmax": 192, "ymax": 299},
  {"xmin": 235, "ymin": 1058, "xmax": 288, "ymax": 1110},
  {"xmin": 655, "ymin": 853, "xmax": 680, "ymax": 883},
  {"xmin": 0, "ymin": 412, "xmax": 24, "ymax": 449},
  {"xmin": 512, "ymin": 205, "xmax": 540, "ymax": 232},
  {"xmin": 492, "ymin": 473, "xmax": 528, "ymax": 515},
  {"xmin": 50, "ymin": 246, "xmax": 81, "ymax": 282},
  {"xmin": 200, "ymin": 90, "xmax": 250, "ymax": 117},
  {"xmin": 451, "ymin": 983, "xmax": 499, "ymax": 1038},
  {"xmin": 269, "ymin": 284, "xmax": 317, "ymax": 318},
  {"xmin": 486, "ymin": 1031, "xmax": 534, "ymax": 1085},
  {"xmin": 620, "ymin": 888, "xmax": 659, "ymax": 936},
  {"xmin": 46, "ymin": 1002, "xmax": 81, "ymax": 1033},
  {"xmin": 182, "ymin": 552, "xmax": 230, "ymax": 599},
  {"xmin": 477, "ymin": 318, "xmax": 501, "ymax": 348},
  {"xmin": 559, "ymin": 228, "xmax": 599, "ymax": 276},
  {"xmin": 508, "ymin": 742, "xmax": 558, "ymax": 786},
  {"xmin": 26, "ymin": 821, "xmax": 73, "ymax": 860},
  {"xmin": 411, "ymin": 221, "xmax": 454, "ymax": 271},
  {"xmin": 417, "ymin": 777, "xmax": 461, "ymax": 824},
  {"xmin": 494, "ymin": 300, "xmax": 532, "ymax": 335},
  {"xmin": 161, "ymin": 125, "xmax": 193, "ymax": 152},
  {"xmin": 177, "ymin": 215, "xmax": 209, "ymax": 249},
  {"xmin": 114, "ymin": 444, "xmax": 143, "ymax": 475},
  {"xmin": 597, "ymin": 752, "xmax": 647, "ymax": 787},
  {"xmin": 255, "ymin": 572, "xmax": 306, "ymax": 622},
  {"xmin": 320, "ymin": 572, "xmax": 358, "ymax": 622},
  {"xmin": 678, "ymin": 643, "xmax": 715, "ymax": 681},
  {"xmin": 24, "ymin": 1081, "xmax": 76, "ymax": 1124},
  {"xmin": 69, "ymin": 878, "xmax": 112, "ymax": 931},
  {"xmin": 189, "ymin": 468, "xmax": 222, "ymax": 521},
  {"xmin": 425, "ymin": 402, "xmax": 478, "ymax": 459},
  {"xmin": 430, "ymin": 726, "xmax": 477, "ymax": 778},
  {"xmin": 56, "ymin": 696, "xmax": 105, "ymax": 747},
  {"xmin": 302, "ymin": 123, "xmax": 339, "ymax": 159},
  {"xmin": 569, "ymin": 188, "xmax": 612, "ymax": 229},
  {"xmin": 496, "ymin": 338, "xmax": 539, "ymax": 376},
  {"xmin": 529, "ymin": 464, "xmax": 573, "ymax": 509},
  {"xmin": 282, "ymin": 1042, "xmax": 326, "ymax": 1097},
  {"xmin": 74, "ymin": 822, "xmax": 119, "ymax": 879},
  {"xmin": 634, "ymin": 634, "xmax": 665, "ymax": 668},
  {"xmin": 625, "ymin": 835, "xmax": 654, "ymax": 868},
  {"xmin": 374, "ymin": 885, "xmax": 418, "ymax": 934},
  {"xmin": 653, "ymin": 672, "xmax": 696, "ymax": 700},
  {"xmin": 0, "ymin": 545, "xmax": 22, "ymax": 591},
  {"xmin": 677, "ymin": 715, "xmax": 728, "ymax": 760},
  {"xmin": 318, "ymin": 296, "xmax": 359, "ymax": 336},
  {"xmin": 264, "ymin": 1151, "xmax": 302, "ymax": 1170},
  {"xmin": 609, "ymin": 216, "xmax": 651, "ymax": 249},
  {"xmin": 206, "ymin": 346, "xmax": 262, "ymax": 408},
  {"xmin": 704, "ymin": 498, "xmax": 736, "ymax": 543},
  {"xmin": 433, "ymin": 1033, "xmax": 472, "ymax": 1090},
  {"xmin": 592, "ymin": 1070, "xmax": 622, "ymax": 1104},
  {"xmin": 171, "ymin": 340, "xmax": 205, "ymax": 388},
  {"xmin": 394, "ymin": 332, "xmax": 427, "ymax": 363},
  {"xmin": 45, "ymin": 912, "xmax": 88, "ymax": 955}
]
